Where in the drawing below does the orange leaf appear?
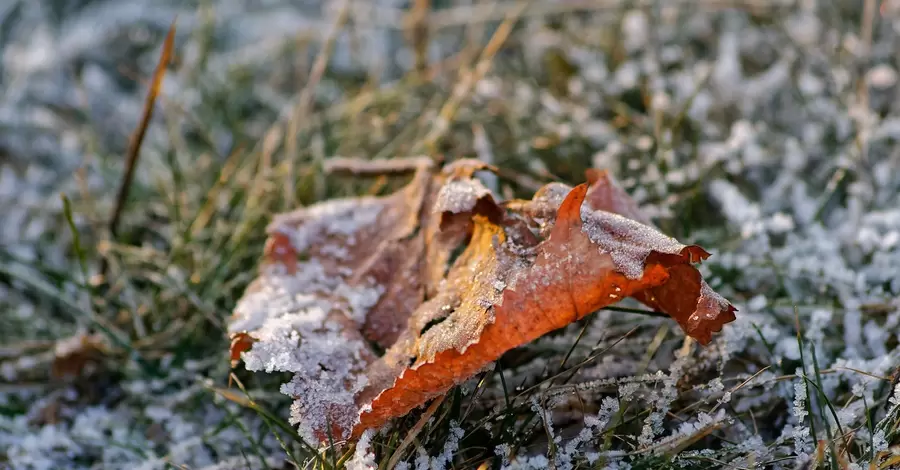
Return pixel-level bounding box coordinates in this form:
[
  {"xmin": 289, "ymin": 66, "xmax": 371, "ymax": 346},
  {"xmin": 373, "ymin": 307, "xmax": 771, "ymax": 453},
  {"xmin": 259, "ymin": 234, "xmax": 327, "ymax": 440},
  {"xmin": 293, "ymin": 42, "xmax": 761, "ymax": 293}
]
[
  {"xmin": 582, "ymin": 168, "xmax": 736, "ymax": 344},
  {"xmin": 227, "ymin": 160, "xmax": 737, "ymax": 443},
  {"xmin": 229, "ymin": 332, "xmax": 256, "ymax": 368}
]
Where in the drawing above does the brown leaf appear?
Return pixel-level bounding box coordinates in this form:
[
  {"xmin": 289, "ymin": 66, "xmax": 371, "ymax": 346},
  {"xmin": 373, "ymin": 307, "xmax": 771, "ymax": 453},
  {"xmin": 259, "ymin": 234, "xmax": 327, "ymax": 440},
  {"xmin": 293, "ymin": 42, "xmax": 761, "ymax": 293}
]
[
  {"xmin": 50, "ymin": 332, "xmax": 107, "ymax": 380},
  {"xmin": 227, "ymin": 161, "xmax": 737, "ymax": 443}
]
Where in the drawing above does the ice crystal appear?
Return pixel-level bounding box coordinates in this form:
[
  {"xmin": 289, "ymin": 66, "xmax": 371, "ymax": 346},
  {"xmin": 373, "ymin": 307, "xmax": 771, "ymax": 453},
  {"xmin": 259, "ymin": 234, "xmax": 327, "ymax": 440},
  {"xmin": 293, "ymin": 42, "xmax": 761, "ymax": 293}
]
[{"xmin": 580, "ymin": 207, "xmax": 685, "ymax": 280}]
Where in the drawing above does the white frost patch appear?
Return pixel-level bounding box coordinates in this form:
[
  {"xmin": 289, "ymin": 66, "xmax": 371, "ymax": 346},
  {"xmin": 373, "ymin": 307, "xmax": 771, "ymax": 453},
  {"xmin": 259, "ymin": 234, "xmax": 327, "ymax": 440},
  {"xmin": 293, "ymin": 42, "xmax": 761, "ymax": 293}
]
[
  {"xmin": 229, "ymin": 232, "xmax": 386, "ymax": 442},
  {"xmin": 335, "ymin": 281, "xmax": 386, "ymax": 326},
  {"xmin": 707, "ymin": 179, "xmax": 762, "ymax": 238},
  {"xmin": 433, "ymin": 179, "xmax": 491, "ymax": 214},
  {"xmin": 269, "ymin": 198, "xmax": 383, "ymax": 251},
  {"xmin": 5, "ymin": 424, "xmax": 84, "ymax": 469},
  {"xmin": 580, "ymin": 205, "xmax": 685, "ymax": 279},
  {"xmin": 347, "ymin": 429, "xmax": 377, "ymax": 470},
  {"xmin": 240, "ymin": 302, "xmax": 372, "ymax": 441},
  {"xmin": 229, "ymin": 261, "xmax": 334, "ymax": 334},
  {"xmin": 638, "ymin": 350, "xmax": 690, "ymax": 448}
]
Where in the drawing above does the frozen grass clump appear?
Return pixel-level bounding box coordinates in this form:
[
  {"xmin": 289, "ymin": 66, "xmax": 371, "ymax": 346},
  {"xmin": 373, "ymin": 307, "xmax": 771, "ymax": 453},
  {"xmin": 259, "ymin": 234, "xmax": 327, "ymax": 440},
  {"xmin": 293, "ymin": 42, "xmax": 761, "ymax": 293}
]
[{"xmin": 2, "ymin": 0, "xmax": 900, "ymax": 468}]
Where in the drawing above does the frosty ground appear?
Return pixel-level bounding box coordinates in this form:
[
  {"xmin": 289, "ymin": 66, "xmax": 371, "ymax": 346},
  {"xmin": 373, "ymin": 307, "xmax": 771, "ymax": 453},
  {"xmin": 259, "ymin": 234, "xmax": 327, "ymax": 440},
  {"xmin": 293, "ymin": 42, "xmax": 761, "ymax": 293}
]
[{"xmin": 1, "ymin": 1, "xmax": 899, "ymax": 469}]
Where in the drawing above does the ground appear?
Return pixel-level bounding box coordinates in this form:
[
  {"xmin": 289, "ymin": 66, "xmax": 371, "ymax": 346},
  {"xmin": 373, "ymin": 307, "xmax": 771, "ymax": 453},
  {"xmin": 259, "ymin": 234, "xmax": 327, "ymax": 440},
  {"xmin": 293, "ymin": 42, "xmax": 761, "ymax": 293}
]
[{"xmin": 1, "ymin": 0, "xmax": 899, "ymax": 469}]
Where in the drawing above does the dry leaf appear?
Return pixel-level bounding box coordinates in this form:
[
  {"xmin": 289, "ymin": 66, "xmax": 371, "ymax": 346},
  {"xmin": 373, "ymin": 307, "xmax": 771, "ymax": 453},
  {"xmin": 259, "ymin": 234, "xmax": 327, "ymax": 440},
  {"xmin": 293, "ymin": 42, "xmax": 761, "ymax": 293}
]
[
  {"xmin": 51, "ymin": 331, "xmax": 107, "ymax": 380},
  {"xmin": 227, "ymin": 159, "xmax": 736, "ymax": 442}
]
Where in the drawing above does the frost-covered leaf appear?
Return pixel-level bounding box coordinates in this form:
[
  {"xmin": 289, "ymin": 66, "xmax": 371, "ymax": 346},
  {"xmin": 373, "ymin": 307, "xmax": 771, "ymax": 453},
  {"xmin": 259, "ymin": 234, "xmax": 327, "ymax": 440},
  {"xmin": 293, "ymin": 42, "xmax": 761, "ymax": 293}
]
[{"xmin": 227, "ymin": 160, "xmax": 737, "ymax": 442}]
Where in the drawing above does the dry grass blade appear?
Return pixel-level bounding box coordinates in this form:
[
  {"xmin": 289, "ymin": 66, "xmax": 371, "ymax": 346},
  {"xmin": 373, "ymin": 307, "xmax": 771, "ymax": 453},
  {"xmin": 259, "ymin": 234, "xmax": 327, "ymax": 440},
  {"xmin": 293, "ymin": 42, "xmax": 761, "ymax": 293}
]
[
  {"xmin": 385, "ymin": 395, "xmax": 446, "ymax": 470},
  {"xmin": 342, "ymin": 0, "xmax": 787, "ymax": 29},
  {"xmin": 856, "ymin": 0, "xmax": 877, "ymax": 165},
  {"xmin": 420, "ymin": 0, "xmax": 786, "ymax": 29},
  {"xmin": 405, "ymin": 0, "xmax": 431, "ymax": 77},
  {"xmin": 285, "ymin": 0, "xmax": 350, "ymax": 205},
  {"xmin": 415, "ymin": 1, "xmax": 528, "ymax": 154},
  {"xmin": 108, "ymin": 19, "xmax": 176, "ymax": 240},
  {"xmin": 323, "ymin": 156, "xmax": 434, "ymax": 175}
]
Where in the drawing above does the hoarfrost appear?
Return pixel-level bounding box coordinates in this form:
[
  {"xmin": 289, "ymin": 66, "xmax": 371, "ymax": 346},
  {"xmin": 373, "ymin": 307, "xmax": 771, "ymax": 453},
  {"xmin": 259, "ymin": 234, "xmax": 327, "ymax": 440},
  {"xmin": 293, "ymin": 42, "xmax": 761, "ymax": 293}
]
[
  {"xmin": 890, "ymin": 383, "xmax": 900, "ymax": 407},
  {"xmin": 792, "ymin": 380, "xmax": 808, "ymax": 422},
  {"xmin": 272, "ymin": 198, "xmax": 384, "ymax": 251},
  {"xmin": 580, "ymin": 206, "xmax": 685, "ymax": 280},
  {"xmin": 502, "ymin": 455, "xmax": 550, "ymax": 470},
  {"xmin": 434, "ymin": 179, "xmax": 492, "ymax": 214},
  {"xmin": 638, "ymin": 351, "xmax": 690, "ymax": 448},
  {"xmin": 347, "ymin": 429, "xmax": 378, "ymax": 470},
  {"xmin": 554, "ymin": 397, "xmax": 619, "ymax": 470},
  {"xmin": 494, "ymin": 444, "xmax": 511, "ymax": 468},
  {"xmin": 426, "ymin": 421, "xmax": 464, "ymax": 470}
]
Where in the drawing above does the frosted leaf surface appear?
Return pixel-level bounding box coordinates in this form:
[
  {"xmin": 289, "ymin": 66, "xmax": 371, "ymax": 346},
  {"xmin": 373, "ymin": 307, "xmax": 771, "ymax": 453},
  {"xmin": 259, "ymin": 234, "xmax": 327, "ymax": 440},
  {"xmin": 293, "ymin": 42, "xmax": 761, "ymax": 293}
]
[
  {"xmin": 584, "ymin": 169, "xmax": 652, "ymax": 225},
  {"xmin": 353, "ymin": 179, "xmax": 736, "ymax": 436},
  {"xmin": 229, "ymin": 261, "xmax": 338, "ymax": 334},
  {"xmin": 228, "ymin": 159, "xmax": 505, "ymax": 441},
  {"xmin": 230, "ymin": 257, "xmax": 380, "ymax": 441},
  {"xmin": 580, "ymin": 206, "xmax": 685, "ymax": 280},
  {"xmin": 506, "ymin": 182, "xmax": 573, "ymax": 237},
  {"xmin": 578, "ymin": 169, "xmax": 690, "ymax": 280},
  {"xmin": 270, "ymin": 198, "xmax": 384, "ymax": 252},
  {"xmin": 434, "ymin": 179, "xmax": 491, "ymax": 214}
]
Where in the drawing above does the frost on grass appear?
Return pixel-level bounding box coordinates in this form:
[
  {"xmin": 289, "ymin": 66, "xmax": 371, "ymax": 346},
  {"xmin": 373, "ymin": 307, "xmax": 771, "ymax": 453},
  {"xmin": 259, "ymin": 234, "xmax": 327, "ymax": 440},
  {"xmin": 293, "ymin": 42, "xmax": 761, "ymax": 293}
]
[
  {"xmin": 416, "ymin": 421, "xmax": 464, "ymax": 470},
  {"xmin": 637, "ymin": 350, "xmax": 690, "ymax": 448},
  {"xmin": 434, "ymin": 179, "xmax": 492, "ymax": 215},
  {"xmin": 0, "ymin": 379, "xmax": 282, "ymax": 470},
  {"xmin": 346, "ymin": 429, "xmax": 377, "ymax": 470}
]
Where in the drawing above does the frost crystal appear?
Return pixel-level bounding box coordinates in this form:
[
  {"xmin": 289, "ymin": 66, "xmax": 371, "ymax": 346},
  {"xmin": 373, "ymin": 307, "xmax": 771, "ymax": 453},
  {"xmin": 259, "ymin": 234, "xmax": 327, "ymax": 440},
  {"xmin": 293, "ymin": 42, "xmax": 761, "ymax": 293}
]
[
  {"xmin": 580, "ymin": 206, "xmax": 685, "ymax": 280},
  {"xmin": 890, "ymin": 383, "xmax": 900, "ymax": 407},
  {"xmin": 792, "ymin": 380, "xmax": 808, "ymax": 422},
  {"xmin": 791, "ymin": 377, "xmax": 813, "ymax": 458},
  {"xmin": 494, "ymin": 444, "xmax": 511, "ymax": 468},
  {"xmin": 554, "ymin": 397, "xmax": 618, "ymax": 470},
  {"xmin": 872, "ymin": 429, "xmax": 888, "ymax": 453},
  {"xmin": 347, "ymin": 429, "xmax": 377, "ymax": 470},
  {"xmin": 271, "ymin": 198, "xmax": 383, "ymax": 251},
  {"xmin": 618, "ymin": 381, "xmax": 640, "ymax": 402},
  {"xmin": 502, "ymin": 455, "xmax": 550, "ymax": 470},
  {"xmin": 638, "ymin": 353, "xmax": 689, "ymax": 448},
  {"xmin": 427, "ymin": 421, "xmax": 464, "ymax": 470},
  {"xmin": 433, "ymin": 179, "xmax": 491, "ymax": 214}
]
